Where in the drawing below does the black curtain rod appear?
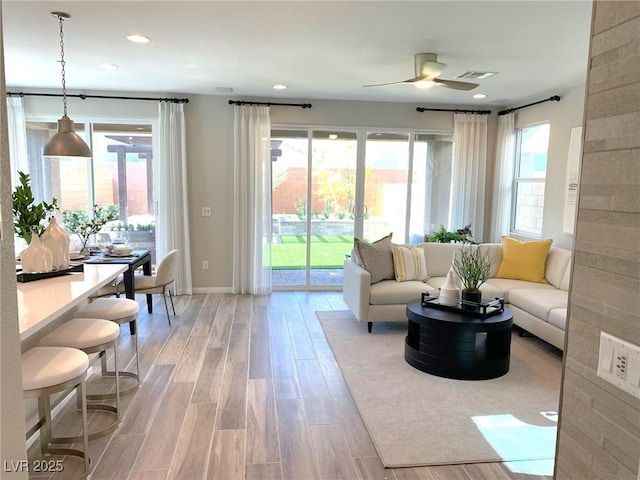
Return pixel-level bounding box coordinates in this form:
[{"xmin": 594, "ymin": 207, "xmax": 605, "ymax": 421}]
[
  {"xmin": 416, "ymin": 107, "xmax": 492, "ymax": 114},
  {"xmin": 6, "ymin": 91, "xmax": 189, "ymax": 104},
  {"xmin": 498, "ymin": 95, "xmax": 560, "ymax": 116},
  {"xmin": 229, "ymin": 100, "xmax": 312, "ymax": 109}
]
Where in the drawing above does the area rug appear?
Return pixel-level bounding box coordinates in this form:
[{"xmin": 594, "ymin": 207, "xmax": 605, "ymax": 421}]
[{"xmin": 317, "ymin": 310, "xmax": 563, "ymax": 468}]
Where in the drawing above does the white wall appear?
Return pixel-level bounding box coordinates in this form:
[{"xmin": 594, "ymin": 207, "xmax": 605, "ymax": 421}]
[
  {"xmin": 0, "ymin": 11, "xmax": 28, "ymax": 477},
  {"xmin": 15, "ymin": 85, "xmax": 585, "ymax": 291}
]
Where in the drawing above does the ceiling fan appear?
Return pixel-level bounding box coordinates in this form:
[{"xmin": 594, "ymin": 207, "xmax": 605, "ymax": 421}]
[{"xmin": 364, "ymin": 53, "xmax": 479, "ymax": 91}]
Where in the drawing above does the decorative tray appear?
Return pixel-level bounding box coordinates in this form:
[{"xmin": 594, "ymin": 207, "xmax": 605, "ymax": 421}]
[
  {"xmin": 420, "ymin": 291, "xmax": 504, "ymax": 319},
  {"xmin": 17, "ymin": 263, "xmax": 84, "ymax": 283}
]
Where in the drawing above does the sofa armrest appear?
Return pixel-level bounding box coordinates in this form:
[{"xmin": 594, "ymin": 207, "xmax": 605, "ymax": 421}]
[{"xmin": 342, "ymin": 259, "xmax": 371, "ymax": 322}]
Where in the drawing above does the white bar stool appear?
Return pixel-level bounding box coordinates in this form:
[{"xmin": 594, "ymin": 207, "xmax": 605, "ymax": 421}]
[
  {"xmin": 39, "ymin": 318, "xmax": 121, "ymax": 440},
  {"xmin": 22, "ymin": 346, "xmax": 91, "ymax": 475},
  {"xmin": 73, "ymin": 298, "xmax": 140, "ymax": 394}
]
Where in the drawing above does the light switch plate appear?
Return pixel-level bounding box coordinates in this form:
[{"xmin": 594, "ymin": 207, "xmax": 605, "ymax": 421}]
[{"xmin": 597, "ymin": 332, "xmax": 640, "ymax": 399}]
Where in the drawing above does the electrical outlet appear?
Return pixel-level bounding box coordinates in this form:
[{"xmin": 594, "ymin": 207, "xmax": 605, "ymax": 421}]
[
  {"xmin": 202, "ymin": 207, "xmax": 212, "ymax": 217},
  {"xmin": 615, "ymin": 353, "xmax": 628, "ymax": 380},
  {"xmin": 202, "ymin": 260, "xmax": 209, "ymax": 270},
  {"xmin": 598, "ymin": 332, "xmax": 640, "ymax": 399}
]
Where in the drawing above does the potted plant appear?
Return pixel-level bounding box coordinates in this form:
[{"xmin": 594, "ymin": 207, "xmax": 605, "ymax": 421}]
[
  {"xmin": 426, "ymin": 224, "xmax": 472, "ymax": 243},
  {"xmin": 452, "ymin": 246, "xmax": 493, "ymax": 310},
  {"xmin": 12, "ymin": 171, "xmax": 58, "ymax": 243},
  {"xmin": 62, "ymin": 205, "xmax": 119, "ymax": 254}
]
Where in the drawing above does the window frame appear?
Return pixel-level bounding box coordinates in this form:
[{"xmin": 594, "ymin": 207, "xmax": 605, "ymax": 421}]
[
  {"xmin": 510, "ymin": 122, "xmax": 550, "ymax": 239},
  {"xmin": 23, "ymin": 114, "xmax": 157, "ymax": 211}
]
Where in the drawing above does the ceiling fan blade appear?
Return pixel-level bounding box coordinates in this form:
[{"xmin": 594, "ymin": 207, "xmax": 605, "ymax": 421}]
[
  {"xmin": 363, "ymin": 76, "xmax": 424, "ymax": 87},
  {"xmin": 433, "ymin": 78, "xmax": 479, "ymax": 91}
]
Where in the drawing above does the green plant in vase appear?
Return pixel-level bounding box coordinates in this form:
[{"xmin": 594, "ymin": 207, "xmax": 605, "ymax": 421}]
[
  {"xmin": 426, "ymin": 224, "xmax": 471, "ymax": 243},
  {"xmin": 452, "ymin": 246, "xmax": 493, "ymax": 310},
  {"xmin": 63, "ymin": 205, "xmax": 119, "ymax": 254},
  {"xmin": 12, "ymin": 171, "xmax": 58, "ymax": 243}
]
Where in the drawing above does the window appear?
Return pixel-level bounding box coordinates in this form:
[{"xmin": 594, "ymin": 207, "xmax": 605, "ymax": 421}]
[
  {"xmin": 23, "ymin": 120, "xmax": 156, "ymax": 259},
  {"xmin": 512, "ymin": 123, "xmax": 550, "ymax": 237}
]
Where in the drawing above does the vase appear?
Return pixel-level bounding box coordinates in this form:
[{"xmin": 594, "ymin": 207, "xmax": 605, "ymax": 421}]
[
  {"xmin": 78, "ymin": 235, "xmax": 92, "ymax": 256},
  {"xmin": 20, "ymin": 228, "xmax": 53, "ymax": 274},
  {"xmin": 439, "ymin": 267, "xmax": 461, "ymax": 307},
  {"xmin": 461, "ymin": 290, "xmax": 482, "ymax": 311},
  {"xmin": 41, "ymin": 217, "xmax": 70, "ymax": 270}
]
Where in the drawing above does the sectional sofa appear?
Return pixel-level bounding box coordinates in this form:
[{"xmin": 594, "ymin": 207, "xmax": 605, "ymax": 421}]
[{"xmin": 342, "ymin": 239, "xmax": 571, "ymax": 350}]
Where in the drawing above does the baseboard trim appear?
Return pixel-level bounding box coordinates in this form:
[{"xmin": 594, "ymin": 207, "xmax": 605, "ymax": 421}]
[{"xmin": 192, "ymin": 287, "xmax": 233, "ymax": 294}]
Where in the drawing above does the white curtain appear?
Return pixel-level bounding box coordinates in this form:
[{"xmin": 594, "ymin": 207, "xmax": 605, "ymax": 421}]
[
  {"xmin": 490, "ymin": 113, "xmax": 516, "ymax": 242},
  {"xmin": 451, "ymin": 113, "xmax": 488, "ymax": 242},
  {"xmin": 6, "ymin": 96, "xmax": 29, "ymax": 187},
  {"xmin": 156, "ymin": 102, "xmax": 192, "ymax": 295},
  {"xmin": 232, "ymin": 105, "xmax": 272, "ymax": 295}
]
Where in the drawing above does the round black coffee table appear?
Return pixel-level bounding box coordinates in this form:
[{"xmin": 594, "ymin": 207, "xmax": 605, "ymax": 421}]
[{"xmin": 405, "ymin": 300, "xmax": 513, "ymax": 380}]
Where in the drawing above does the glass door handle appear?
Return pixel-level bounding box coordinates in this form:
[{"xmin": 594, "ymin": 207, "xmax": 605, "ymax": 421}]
[{"xmin": 352, "ymin": 204, "xmax": 368, "ymax": 217}]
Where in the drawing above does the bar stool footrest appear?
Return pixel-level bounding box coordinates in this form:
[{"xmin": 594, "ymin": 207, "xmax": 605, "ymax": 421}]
[
  {"xmin": 41, "ymin": 445, "xmax": 89, "ymax": 462},
  {"xmin": 49, "ymin": 416, "xmax": 119, "ymax": 442},
  {"xmin": 101, "ymin": 370, "xmax": 139, "ymax": 396}
]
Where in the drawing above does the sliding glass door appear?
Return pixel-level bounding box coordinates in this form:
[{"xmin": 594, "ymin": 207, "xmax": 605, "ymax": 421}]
[
  {"xmin": 309, "ymin": 131, "xmax": 357, "ymax": 286},
  {"xmin": 271, "ymin": 128, "xmax": 357, "ymax": 288},
  {"xmin": 271, "ymin": 126, "xmax": 454, "ymax": 289},
  {"xmin": 362, "ymin": 132, "xmax": 410, "ymax": 243}
]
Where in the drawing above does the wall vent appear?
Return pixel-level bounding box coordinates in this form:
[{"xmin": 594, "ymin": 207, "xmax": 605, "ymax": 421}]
[{"xmin": 454, "ymin": 71, "xmax": 497, "ymax": 80}]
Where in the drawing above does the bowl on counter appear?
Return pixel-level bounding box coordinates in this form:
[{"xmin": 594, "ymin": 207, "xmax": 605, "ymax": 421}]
[{"xmin": 105, "ymin": 245, "xmax": 134, "ymax": 256}]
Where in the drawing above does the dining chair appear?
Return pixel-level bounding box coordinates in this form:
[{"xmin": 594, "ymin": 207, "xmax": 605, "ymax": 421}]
[{"xmin": 110, "ymin": 249, "xmax": 178, "ymax": 326}]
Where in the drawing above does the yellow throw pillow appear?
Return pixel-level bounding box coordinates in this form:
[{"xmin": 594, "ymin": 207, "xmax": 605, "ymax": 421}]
[
  {"xmin": 392, "ymin": 245, "xmax": 428, "ymax": 282},
  {"xmin": 495, "ymin": 237, "xmax": 553, "ymax": 283}
]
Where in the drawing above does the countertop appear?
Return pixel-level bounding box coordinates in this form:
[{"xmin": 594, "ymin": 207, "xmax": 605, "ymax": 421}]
[{"xmin": 17, "ymin": 263, "xmax": 127, "ymax": 341}]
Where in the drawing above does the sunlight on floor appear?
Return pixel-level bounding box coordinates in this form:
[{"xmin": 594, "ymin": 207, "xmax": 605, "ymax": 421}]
[{"xmin": 472, "ymin": 412, "xmax": 558, "ymax": 476}]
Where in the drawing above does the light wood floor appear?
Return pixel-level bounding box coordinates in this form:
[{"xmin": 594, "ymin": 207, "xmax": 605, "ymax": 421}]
[{"xmin": 27, "ymin": 292, "xmax": 554, "ymax": 480}]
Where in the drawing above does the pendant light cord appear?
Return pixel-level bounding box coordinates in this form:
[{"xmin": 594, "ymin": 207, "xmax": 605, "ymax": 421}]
[{"xmin": 56, "ymin": 13, "xmax": 68, "ymax": 117}]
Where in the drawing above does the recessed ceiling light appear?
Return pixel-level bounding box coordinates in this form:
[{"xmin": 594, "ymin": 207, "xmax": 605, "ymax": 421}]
[
  {"xmin": 473, "ymin": 93, "xmax": 487, "ymax": 99},
  {"xmin": 100, "ymin": 63, "xmax": 118, "ymax": 71},
  {"xmin": 273, "ymin": 84, "xmax": 287, "ymax": 90},
  {"xmin": 126, "ymin": 34, "xmax": 150, "ymax": 44}
]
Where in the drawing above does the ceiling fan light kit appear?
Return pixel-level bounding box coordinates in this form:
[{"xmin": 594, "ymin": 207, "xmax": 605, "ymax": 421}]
[
  {"xmin": 364, "ymin": 52, "xmax": 480, "ymax": 91},
  {"xmin": 43, "ymin": 11, "xmax": 92, "ymax": 159}
]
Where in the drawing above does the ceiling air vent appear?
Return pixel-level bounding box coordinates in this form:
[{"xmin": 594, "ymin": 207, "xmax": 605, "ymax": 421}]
[{"xmin": 454, "ymin": 71, "xmax": 497, "ymax": 80}]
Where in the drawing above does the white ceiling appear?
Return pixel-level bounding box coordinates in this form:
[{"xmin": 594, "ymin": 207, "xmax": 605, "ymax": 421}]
[{"xmin": 2, "ymin": 1, "xmax": 593, "ymax": 106}]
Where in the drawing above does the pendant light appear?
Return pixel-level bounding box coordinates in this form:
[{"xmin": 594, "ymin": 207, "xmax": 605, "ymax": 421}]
[{"xmin": 43, "ymin": 12, "xmax": 92, "ymax": 159}]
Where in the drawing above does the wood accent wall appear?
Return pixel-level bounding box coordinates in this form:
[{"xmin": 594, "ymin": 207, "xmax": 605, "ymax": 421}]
[{"xmin": 555, "ymin": 1, "xmax": 640, "ymax": 479}]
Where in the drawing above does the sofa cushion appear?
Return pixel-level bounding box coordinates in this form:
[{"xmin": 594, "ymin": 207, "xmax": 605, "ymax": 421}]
[
  {"xmin": 481, "ymin": 278, "xmax": 555, "ymax": 302},
  {"xmin": 393, "ymin": 244, "xmax": 428, "ymax": 282},
  {"xmin": 545, "ymin": 247, "xmax": 572, "ymax": 290},
  {"xmin": 478, "ymin": 243, "xmax": 504, "ymax": 278},
  {"xmin": 548, "ymin": 308, "xmax": 567, "ymax": 330},
  {"xmin": 421, "ymin": 242, "xmax": 473, "ymax": 277},
  {"xmin": 560, "ymin": 264, "xmax": 572, "ymax": 292},
  {"xmin": 496, "ymin": 237, "xmax": 553, "ymax": 283},
  {"xmin": 370, "ymin": 279, "xmax": 434, "ymax": 305},
  {"xmin": 354, "ymin": 233, "xmax": 394, "ymax": 284},
  {"xmin": 508, "ymin": 288, "xmax": 568, "ymax": 322}
]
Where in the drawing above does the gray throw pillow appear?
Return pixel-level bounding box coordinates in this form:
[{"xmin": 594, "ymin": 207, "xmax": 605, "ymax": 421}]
[{"xmin": 354, "ymin": 233, "xmax": 394, "ymax": 284}]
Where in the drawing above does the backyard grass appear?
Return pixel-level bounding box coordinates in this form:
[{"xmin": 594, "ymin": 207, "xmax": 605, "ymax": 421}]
[{"xmin": 272, "ymin": 235, "xmax": 353, "ymax": 269}]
